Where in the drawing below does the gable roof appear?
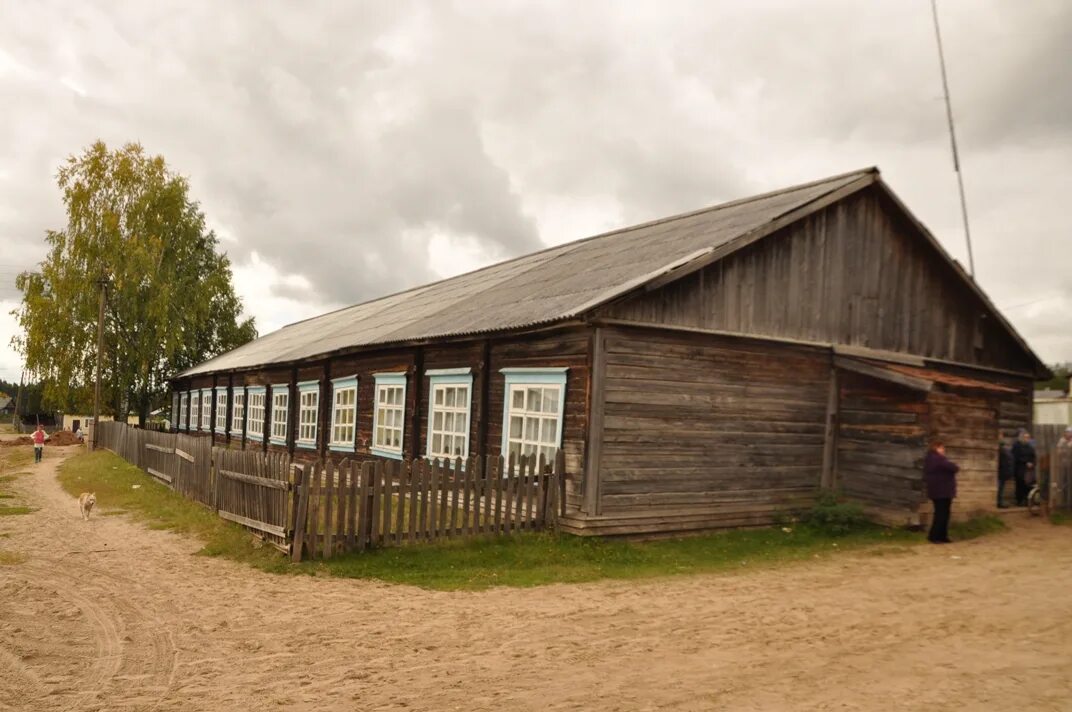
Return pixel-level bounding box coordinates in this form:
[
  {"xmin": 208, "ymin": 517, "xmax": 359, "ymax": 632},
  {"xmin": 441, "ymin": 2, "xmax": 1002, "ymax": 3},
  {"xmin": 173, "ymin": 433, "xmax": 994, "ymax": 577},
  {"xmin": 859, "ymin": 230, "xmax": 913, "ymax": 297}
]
[{"xmin": 179, "ymin": 167, "xmax": 1045, "ymax": 378}]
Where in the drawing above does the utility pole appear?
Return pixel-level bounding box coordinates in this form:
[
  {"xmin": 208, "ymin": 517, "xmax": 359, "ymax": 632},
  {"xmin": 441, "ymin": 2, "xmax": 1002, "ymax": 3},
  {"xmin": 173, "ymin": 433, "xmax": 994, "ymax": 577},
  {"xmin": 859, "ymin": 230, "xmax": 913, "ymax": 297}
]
[
  {"xmin": 931, "ymin": 0, "xmax": 975, "ymax": 277},
  {"xmin": 92, "ymin": 274, "xmax": 107, "ymax": 450},
  {"xmin": 12, "ymin": 369, "xmax": 24, "ymax": 429}
]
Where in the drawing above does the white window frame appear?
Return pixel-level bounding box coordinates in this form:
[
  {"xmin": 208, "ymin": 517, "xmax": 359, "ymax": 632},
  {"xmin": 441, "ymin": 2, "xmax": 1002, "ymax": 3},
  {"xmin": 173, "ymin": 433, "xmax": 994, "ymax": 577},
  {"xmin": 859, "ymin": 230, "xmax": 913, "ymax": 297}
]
[
  {"xmin": 231, "ymin": 388, "xmax": 245, "ymax": 436},
  {"xmin": 500, "ymin": 367, "xmax": 567, "ymax": 469},
  {"xmin": 329, "ymin": 376, "xmax": 358, "ymax": 453},
  {"xmin": 246, "ymin": 387, "xmax": 266, "ymax": 441},
  {"xmin": 426, "ymin": 368, "xmax": 473, "ymax": 461},
  {"xmin": 215, "ymin": 389, "xmax": 228, "ymax": 434},
  {"xmin": 200, "ymin": 389, "xmax": 212, "ymax": 430},
  {"xmin": 371, "ymin": 372, "xmax": 407, "ymax": 460},
  {"xmin": 179, "ymin": 391, "xmax": 189, "ymax": 429},
  {"xmin": 296, "ymin": 381, "xmax": 320, "ymax": 450},
  {"xmin": 190, "ymin": 390, "xmax": 201, "ymax": 431},
  {"xmin": 171, "ymin": 392, "xmax": 179, "ymax": 430},
  {"xmin": 270, "ymin": 384, "xmax": 289, "ymax": 446}
]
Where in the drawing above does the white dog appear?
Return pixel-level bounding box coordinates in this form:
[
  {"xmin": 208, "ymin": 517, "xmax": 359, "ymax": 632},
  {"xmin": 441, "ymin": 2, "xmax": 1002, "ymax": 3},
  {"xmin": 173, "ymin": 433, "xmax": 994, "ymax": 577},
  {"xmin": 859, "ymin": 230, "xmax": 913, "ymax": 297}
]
[{"xmin": 78, "ymin": 492, "xmax": 97, "ymax": 521}]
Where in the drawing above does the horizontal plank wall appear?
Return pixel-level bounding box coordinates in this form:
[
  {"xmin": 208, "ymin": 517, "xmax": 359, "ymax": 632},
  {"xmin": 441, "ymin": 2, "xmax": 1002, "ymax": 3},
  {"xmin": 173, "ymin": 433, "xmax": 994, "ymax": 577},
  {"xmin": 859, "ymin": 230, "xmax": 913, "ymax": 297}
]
[
  {"xmin": 566, "ymin": 326, "xmax": 829, "ymax": 536},
  {"xmin": 836, "ymin": 371, "xmax": 927, "ymax": 525},
  {"xmin": 926, "ymin": 390, "xmax": 1001, "ymax": 519},
  {"xmin": 597, "ymin": 186, "xmax": 1035, "ymax": 375},
  {"xmin": 487, "ymin": 330, "xmax": 590, "ymax": 514},
  {"xmin": 171, "ymin": 328, "xmax": 591, "ymax": 513}
]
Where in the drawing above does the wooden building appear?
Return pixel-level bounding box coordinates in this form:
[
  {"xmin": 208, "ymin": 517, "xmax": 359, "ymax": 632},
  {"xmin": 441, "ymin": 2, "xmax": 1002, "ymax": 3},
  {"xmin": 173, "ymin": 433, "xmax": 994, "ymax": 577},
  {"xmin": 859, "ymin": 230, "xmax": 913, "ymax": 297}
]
[{"xmin": 170, "ymin": 168, "xmax": 1048, "ymax": 535}]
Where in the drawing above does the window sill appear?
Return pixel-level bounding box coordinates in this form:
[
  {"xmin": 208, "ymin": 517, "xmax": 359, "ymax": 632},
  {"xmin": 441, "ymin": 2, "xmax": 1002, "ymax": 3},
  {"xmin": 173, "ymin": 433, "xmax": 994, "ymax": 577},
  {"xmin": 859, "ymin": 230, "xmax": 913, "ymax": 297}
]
[
  {"xmin": 269, "ymin": 437, "xmax": 287, "ymax": 447},
  {"xmin": 370, "ymin": 447, "xmax": 403, "ymax": 460},
  {"xmin": 329, "ymin": 444, "xmax": 356, "ymax": 453},
  {"xmin": 296, "ymin": 441, "xmax": 317, "ymax": 450}
]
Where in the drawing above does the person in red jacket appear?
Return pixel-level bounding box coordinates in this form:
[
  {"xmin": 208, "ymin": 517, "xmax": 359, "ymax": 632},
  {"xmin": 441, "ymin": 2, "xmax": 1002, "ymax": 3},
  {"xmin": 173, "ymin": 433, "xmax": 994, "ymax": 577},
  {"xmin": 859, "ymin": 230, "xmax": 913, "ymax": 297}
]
[
  {"xmin": 31, "ymin": 424, "xmax": 48, "ymax": 463},
  {"xmin": 923, "ymin": 441, "xmax": 959, "ymax": 544}
]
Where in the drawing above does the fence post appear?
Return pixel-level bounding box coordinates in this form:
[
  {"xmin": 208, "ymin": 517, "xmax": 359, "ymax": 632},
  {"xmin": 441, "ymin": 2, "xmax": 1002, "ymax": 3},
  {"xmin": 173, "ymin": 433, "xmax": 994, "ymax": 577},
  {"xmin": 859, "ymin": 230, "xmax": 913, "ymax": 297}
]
[{"xmin": 290, "ymin": 464, "xmax": 309, "ymax": 563}]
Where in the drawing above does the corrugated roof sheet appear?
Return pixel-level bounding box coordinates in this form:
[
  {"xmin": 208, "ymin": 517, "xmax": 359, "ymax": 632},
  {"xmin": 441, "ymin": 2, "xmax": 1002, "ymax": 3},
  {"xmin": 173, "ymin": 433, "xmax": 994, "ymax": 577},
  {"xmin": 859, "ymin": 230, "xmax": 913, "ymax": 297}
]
[
  {"xmin": 180, "ymin": 168, "xmax": 875, "ymax": 377},
  {"xmin": 879, "ymin": 363, "xmax": 1021, "ymax": 394}
]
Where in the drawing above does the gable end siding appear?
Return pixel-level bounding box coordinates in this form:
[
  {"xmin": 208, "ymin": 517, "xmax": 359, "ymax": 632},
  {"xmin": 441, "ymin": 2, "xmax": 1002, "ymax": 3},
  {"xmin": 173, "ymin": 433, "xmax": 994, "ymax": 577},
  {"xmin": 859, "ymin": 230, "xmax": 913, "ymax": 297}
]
[{"xmin": 597, "ymin": 187, "xmax": 1034, "ymax": 375}]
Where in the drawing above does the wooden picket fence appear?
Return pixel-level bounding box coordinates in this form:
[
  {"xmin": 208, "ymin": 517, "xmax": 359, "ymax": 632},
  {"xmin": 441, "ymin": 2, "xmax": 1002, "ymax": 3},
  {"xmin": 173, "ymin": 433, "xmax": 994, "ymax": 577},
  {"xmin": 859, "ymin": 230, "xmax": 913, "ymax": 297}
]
[
  {"xmin": 1036, "ymin": 424, "xmax": 1072, "ymax": 512},
  {"xmin": 92, "ymin": 421, "xmax": 565, "ymax": 559},
  {"xmin": 214, "ymin": 447, "xmax": 292, "ymax": 551},
  {"xmin": 290, "ymin": 451, "xmax": 565, "ymax": 561}
]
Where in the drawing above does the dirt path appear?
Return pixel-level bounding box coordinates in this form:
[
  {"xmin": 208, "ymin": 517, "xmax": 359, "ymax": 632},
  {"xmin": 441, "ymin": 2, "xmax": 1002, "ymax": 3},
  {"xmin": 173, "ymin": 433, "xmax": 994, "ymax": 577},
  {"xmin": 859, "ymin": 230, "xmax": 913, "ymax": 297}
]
[{"xmin": 1, "ymin": 445, "xmax": 1071, "ymax": 711}]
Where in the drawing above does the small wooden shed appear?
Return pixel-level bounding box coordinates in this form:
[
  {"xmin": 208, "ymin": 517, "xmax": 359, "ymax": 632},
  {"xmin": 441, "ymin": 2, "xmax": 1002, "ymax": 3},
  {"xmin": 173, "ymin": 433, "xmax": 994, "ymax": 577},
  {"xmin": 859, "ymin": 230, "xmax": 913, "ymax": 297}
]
[{"xmin": 170, "ymin": 167, "xmax": 1048, "ymax": 537}]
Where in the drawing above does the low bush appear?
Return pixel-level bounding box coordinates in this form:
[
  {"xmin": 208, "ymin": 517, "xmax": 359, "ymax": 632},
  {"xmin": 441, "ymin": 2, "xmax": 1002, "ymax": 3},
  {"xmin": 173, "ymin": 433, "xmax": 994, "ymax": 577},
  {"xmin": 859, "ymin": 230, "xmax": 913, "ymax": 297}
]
[{"xmin": 800, "ymin": 492, "xmax": 871, "ymax": 536}]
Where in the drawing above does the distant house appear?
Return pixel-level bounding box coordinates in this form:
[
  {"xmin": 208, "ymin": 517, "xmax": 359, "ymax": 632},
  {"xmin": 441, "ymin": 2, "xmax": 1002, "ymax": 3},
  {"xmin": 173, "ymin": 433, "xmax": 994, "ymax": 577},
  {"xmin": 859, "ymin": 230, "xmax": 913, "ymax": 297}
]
[
  {"xmin": 1034, "ymin": 390, "xmax": 1071, "ymax": 426},
  {"xmin": 170, "ymin": 167, "xmax": 1049, "ymax": 535},
  {"xmin": 0, "ymin": 396, "xmax": 13, "ymax": 417}
]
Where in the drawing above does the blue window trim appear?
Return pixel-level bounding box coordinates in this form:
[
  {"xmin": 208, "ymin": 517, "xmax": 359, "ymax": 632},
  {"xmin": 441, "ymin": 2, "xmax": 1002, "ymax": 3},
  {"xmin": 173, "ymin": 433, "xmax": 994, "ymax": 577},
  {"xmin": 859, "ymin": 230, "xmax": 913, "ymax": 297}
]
[
  {"xmin": 245, "ymin": 387, "xmax": 266, "ymax": 442},
  {"xmin": 190, "ymin": 390, "xmax": 201, "ymax": 431},
  {"xmin": 426, "ymin": 371, "xmax": 474, "ymax": 460},
  {"xmin": 214, "ymin": 389, "xmax": 228, "ymax": 435},
  {"xmin": 371, "ymin": 372, "xmax": 407, "ymax": 460},
  {"xmin": 229, "ymin": 387, "xmax": 245, "ymax": 442},
  {"xmin": 499, "ymin": 368, "xmax": 568, "ymax": 460},
  {"xmin": 200, "ymin": 389, "xmax": 213, "ymax": 431},
  {"xmin": 295, "ymin": 380, "xmax": 320, "ymax": 450},
  {"xmin": 328, "ymin": 375, "xmax": 358, "ymax": 453},
  {"xmin": 269, "ymin": 383, "xmax": 289, "ymax": 446}
]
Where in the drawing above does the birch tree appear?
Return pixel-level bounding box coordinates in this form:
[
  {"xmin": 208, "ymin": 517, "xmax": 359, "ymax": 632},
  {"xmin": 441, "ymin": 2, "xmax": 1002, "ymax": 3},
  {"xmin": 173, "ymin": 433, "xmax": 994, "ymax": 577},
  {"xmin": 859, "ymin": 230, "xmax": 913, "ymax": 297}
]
[{"xmin": 13, "ymin": 141, "xmax": 256, "ymax": 423}]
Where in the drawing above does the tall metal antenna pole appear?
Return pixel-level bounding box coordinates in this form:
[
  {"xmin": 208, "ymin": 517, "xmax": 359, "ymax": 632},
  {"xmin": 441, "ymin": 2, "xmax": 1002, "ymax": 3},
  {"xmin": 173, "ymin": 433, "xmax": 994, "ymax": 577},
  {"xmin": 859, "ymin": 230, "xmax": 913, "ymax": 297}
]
[{"xmin": 931, "ymin": 0, "xmax": 975, "ymax": 277}]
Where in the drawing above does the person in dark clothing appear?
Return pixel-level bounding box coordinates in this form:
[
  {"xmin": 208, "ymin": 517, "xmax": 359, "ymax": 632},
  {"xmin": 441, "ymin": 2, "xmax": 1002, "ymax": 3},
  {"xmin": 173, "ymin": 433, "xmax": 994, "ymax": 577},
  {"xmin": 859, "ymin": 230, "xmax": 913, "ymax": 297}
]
[
  {"xmin": 924, "ymin": 441, "xmax": 959, "ymax": 544},
  {"xmin": 997, "ymin": 439, "xmax": 1015, "ymax": 508},
  {"xmin": 1011, "ymin": 430, "xmax": 1036, "ymax": 507}
]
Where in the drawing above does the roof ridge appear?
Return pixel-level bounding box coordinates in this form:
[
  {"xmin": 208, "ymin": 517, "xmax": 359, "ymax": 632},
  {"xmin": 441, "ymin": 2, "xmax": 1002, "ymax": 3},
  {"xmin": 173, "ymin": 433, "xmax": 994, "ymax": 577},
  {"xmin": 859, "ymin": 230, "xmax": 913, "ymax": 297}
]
[{"xmin": 279, "ymin": 166, "xmax": 878, "ymax": 331}]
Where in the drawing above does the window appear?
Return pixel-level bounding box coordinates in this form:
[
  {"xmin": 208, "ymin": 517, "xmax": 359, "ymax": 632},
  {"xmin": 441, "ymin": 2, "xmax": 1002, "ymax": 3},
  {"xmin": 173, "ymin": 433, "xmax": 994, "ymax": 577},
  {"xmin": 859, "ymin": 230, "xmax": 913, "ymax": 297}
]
[
  {"xmin": 427, "ymin": 368, "xmax": 472, "ymax": 460},
  {"xmin": 329, "ymin": 376, "xmax": 357, "ymax": 452},
  {"xmin": 246, "ymin": 387, "xmax": 265, "ymax": 440},
  {"xmin": 296, "ymin": 381, "xmax": 319, "ymax": 449},
  {"xmin": 171, "ymin": 392, "xmax": 179, "ymax": 430},
  {"xmin": 200, "ymin": 389, "xmax": 212, "ymax": 430},
  {"xmin": 231, "ymin": 389, "xmax": 245, "ymax": 435},
  {"xmin": 501, "ymin": 368, "xmax": 567, "ymax": 466},
  {"xmin": 179, "ymin": 392, "xmax": 189, "ymax": 429},
  {"xmin": 372, "ymin": 373, "xmax": 406, "ymax": 459},
  {"xmin": 215, "ymin": 390, "xmax": 228, "ymax": 433},
  {"xmin": 270, "ymin": 384, "xmax": 289, "ymax": 445},
  {"xmin": 190, "ymin": 391, "xmax": 200, "ymax": 431}
]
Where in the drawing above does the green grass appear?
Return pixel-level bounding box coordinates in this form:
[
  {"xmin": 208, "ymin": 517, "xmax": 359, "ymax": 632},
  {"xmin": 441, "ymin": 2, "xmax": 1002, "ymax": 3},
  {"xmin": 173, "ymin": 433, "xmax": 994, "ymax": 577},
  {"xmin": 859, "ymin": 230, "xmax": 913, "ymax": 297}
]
[
  {"xmin": 57, "ymin": 450, "xmax": 285, "ymax": 570},
  {"xmin": 58, "ymin": 450, "xmax": 1014, "ymax": 591},
  {"xmin": 1049, "ymin": 511, "xmax": 1072, "ymax": 526},
  {"xmin": 950, "ymin": 514, "xmax": 1007, "ymax": 540},
  {"xmin": 0, "ymin": 447, "xmax": 34, "ymax": 516},
  {"xmin": 296, "ymin": 524, "xmax": 917, "ymax": 590}
]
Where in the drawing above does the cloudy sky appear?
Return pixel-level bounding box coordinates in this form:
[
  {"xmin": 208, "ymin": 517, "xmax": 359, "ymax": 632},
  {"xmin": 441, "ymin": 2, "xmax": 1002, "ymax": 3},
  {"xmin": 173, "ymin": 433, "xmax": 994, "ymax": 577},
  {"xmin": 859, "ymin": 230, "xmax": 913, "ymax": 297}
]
[{"xmin": 1, "ymin": 0, "xmax": 1069, "ymax": 383}]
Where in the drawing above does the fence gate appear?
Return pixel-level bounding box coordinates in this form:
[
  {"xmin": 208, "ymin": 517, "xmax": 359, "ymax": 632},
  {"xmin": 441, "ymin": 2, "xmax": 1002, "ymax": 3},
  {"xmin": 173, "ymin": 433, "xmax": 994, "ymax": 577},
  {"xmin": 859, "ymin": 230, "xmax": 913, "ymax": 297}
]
[{"xmin": 213, "ymin": 447, "xmax": 292, "ymax": 552}]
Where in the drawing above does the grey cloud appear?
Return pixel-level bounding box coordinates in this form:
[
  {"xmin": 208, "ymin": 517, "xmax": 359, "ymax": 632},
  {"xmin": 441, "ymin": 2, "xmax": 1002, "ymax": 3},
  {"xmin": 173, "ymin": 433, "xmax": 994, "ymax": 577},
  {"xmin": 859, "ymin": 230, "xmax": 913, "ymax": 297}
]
[{"xmin": 0, "ymin": 0, "xmax": 1069, "ymax": 364}]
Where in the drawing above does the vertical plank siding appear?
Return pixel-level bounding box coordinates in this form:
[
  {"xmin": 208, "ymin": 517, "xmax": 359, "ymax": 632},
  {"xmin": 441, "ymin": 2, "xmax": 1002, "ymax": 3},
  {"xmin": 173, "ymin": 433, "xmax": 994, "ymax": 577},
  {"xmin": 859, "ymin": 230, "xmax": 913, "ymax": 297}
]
[{"xmin": 597, "ymin": 187, "xmax": 1035, "ymax": 375}]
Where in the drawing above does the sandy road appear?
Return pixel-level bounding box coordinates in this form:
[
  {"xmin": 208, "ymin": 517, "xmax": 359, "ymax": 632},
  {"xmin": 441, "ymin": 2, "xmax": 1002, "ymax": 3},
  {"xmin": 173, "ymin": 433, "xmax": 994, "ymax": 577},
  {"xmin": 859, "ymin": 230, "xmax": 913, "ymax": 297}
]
[{"xmin": 1, "ymin": 443, "xmax": 1071, "ymax": 711}]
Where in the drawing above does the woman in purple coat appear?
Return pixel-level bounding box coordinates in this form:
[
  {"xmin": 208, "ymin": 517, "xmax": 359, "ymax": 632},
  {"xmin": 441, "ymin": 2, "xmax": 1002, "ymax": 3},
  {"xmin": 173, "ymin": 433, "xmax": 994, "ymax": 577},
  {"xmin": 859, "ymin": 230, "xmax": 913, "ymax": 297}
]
[{"xmin": 924, "ymin": 441, "xmax": 959, "ymax": 544}]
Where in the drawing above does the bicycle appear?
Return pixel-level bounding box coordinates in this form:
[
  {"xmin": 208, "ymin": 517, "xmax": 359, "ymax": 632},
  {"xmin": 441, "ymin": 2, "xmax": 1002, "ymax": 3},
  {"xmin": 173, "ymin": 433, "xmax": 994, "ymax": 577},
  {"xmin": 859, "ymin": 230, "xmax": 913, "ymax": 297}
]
[{"xmin": 1027, "ymin": 479, "xmax": 1043, "ymax": 516}]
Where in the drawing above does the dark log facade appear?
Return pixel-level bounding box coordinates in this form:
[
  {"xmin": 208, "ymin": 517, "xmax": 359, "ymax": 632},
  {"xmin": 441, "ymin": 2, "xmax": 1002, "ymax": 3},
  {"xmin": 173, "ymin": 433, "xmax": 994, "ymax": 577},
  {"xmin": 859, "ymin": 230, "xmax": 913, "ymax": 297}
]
[{"xmin": 171, "ymin": 173, "xmax": 1044, "ymax": 537}]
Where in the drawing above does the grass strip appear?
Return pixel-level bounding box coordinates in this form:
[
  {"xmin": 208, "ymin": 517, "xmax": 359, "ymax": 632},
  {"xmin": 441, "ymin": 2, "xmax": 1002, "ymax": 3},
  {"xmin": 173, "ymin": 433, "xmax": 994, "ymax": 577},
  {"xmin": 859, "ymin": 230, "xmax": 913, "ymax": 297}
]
[{"xmin": 59, "ymin": 450, "xmax": 1011, "ymax": 591}]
